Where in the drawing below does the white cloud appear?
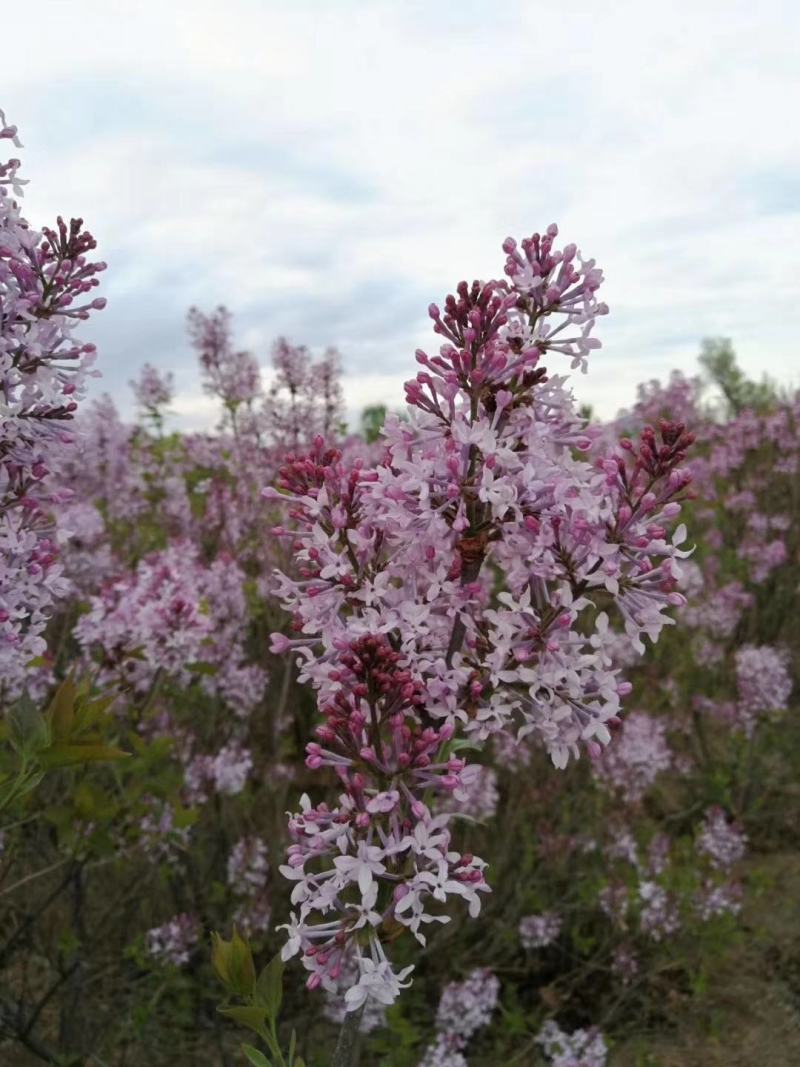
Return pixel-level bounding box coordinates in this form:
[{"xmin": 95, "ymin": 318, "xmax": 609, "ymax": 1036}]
[{"xmin": 6, "ymin": 0, "xmax": 800, "ymax": 421}]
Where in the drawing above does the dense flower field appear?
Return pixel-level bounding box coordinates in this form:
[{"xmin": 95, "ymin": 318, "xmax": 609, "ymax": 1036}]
[{"xmin": 1, "ymin": 113, "xmax": 798, "ymax": 1067}]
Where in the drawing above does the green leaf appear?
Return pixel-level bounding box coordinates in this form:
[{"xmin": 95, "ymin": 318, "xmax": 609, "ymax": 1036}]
[
  {"xmin": 186, "ymin": 661, "xmax": 219, "ymax": 676},
  {"xmin": 212, "ymin": 929, "xmax": 256, "ymax": 996},
  {"xmin": 288, "ymin": 1030, "xmax": 297, "ymax": 1065},
  {"xmin": 38, "ymin": 743, "xmax": 130, "ymax": 769},
  {"xmin": 241, "ymin": 1046, "xmax": 271, "ymax": 1067},
  {"xmin": 75, "ymin": 692, "xmax": 117, "ymax": 730},
  {"xmin": 218, "ymin": 1004, "xmax": 268, "ymax": 1037},
  {"xmin": 46, "ymin": 674, "xmax": 78, "ymax": 742},
  {"xmin": 255, "ymin": 952, "xmax": 284, "ymax": 1020},
  {"xmin": 8, "ymin": 696, "xmax": 50, "ymax": 755}
]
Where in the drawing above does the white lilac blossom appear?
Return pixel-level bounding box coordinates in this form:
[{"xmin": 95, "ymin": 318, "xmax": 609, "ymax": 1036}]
[
  {"xmin": 536, "ymin": 1019, "xmax": 608, "ymax": 1067},
  {"xmin": 519, "ymin": 911, "xmax": 562, "ymax": 949},
  {"xmin": 1, "ymin": 110, "xmax": 106, "ymax": 705},
  {"xmin": 268, "ymin": 228, "xmax": 694, "ymax": 1006},
  {"xmin": 323, "ymin": 954, "xmax": 387, "ymax": 1034}
]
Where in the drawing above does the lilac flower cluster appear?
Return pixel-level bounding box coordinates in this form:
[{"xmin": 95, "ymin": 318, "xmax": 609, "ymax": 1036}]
[
  {"xmin": 519, "ymin": 911, "xmax": 562, "ymax": 949},
  {"xmin": 592, "ymin": 711, "xmax": 673, "ymax": 804},
  {"xmin": 536, "ymin": 1020, "xmax": 608, "ymax": 1067},
  {"xmin": 74, "ymin": 542, "xmax": 268, "ymax": 714},
  {"xmin": 130, "ymin": 362, "xmax": 174, "ymax": 420},
  {"xmin": 227, "ymin": 835, "xmax": 272, "ymax": 936},
  {"xmin": 735, "ymin": 645, "xmax": 792, "ymax": 735},
  {"xmin": 441, "ymin": 763, "xmax": 499, "ymax": 822},
  {"xmin": 696, "ymin": 807, "xmax": 747, "ymax": 871},
  {"xmin": 145, "ymin": 913, "xmax": 200, "ymax": 967},
  {"xmin": 269, "ymin": 227, "xmax": 694, "ymax": 1008},
  {"xmin": 1, "ymin": 110, "xmax": 106, "ymax": 703},
  {"xmin": 418, "ymin": 968, "xmax": 500, "ymax": 1066}
]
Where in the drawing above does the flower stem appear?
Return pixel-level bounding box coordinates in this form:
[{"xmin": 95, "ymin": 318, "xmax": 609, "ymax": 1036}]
[{"xmin": 332, "ymin": 1005, "xmax": 364, "ymax": 1067}]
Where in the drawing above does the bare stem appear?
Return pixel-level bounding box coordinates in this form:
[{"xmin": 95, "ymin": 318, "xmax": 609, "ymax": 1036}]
[{"xmin": 332, "ymin": 1004, "xmax": 364, "ymax": 1067}]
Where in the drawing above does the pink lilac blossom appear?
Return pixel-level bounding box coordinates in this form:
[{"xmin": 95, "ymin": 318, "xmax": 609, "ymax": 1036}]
[
  {"xmin": 74, "ymin": 542, "xmax": 267, "ymax": 714},
  {"xmin": 605, "ymin": 829, "xmax": 639, "ymax": 868},
  {"xmin": 145, "ymin": 913, "xmax": 200, "ymax": 967},
  {"xmin": 138, "ymin": 797, "xmax": 191, "ymax": 861},
  {"xmin": 440, "ymin": 764, "xmax": 499, "ymax": 822},
  {"xmin": 686, "ymin": 584, "xmax": 755, "ymax": 640},
  {"xmin": 637, "ymin": 880, "xmax": 680, "ymax": 942},
  {"xmin": 740, "ymin": 537, "xmax": 787, "ymax": 584},
  {"xmin": 598, "ymin": 884, "xmax": 629, "ymax": 927},
  {"xmin": 270, "ymin": 227, "xmax": 693, "ymax": 1007},
  {"xmin": 55, "ymin": 501, "xmax": 113, "ymax": 593},
  {"xmin": 130, "ymin": 362, "xmax": 174, "ymax": 417},
  {"xmin": 227, "ymin": 836, "xmax": 272, "ymax": 936},
  {"xmin": 611, "ymin": 944, "xmax": 639, "ymax": 984},
  {"xmin": 593, "ymin": 712, "xmax": 672, "ymax": 804},
  {"xmin": 210, "ymin": 743, "xmax": 253, "ymax": 796},
  {"xmin": 1, "ymin": 110, "xmax": 105, "ymax": 704},
  {"xmin": 695, "ymin": 807, "xmax": 747, "ymax": 871},
  {"xmin": 182, "ymin": 743, "xmax": 254, "ymax": 803},
  {"xmin": 615, "ymin": 371, "xmax": 703, "ymax": 436},
  {"xmin": 646, "ymin": 833, "xmax": 671, "ymax": 876},
  {"xmin": 265, "ymin": 338, "xmax": 345, "ymax": 449},
  {"xmin": 188, "ymin": 305, "xmax": 262, "ymax": 419},
  {"xmin": 417, "ymin": 1039, "xmax": 468, "ymax": 1067},
  {"xmin": 227, "ymin": 836, "xmax": 269, "ymax": 894},
  {"xmin": 735, "ymin": 645, "xmax": 792, "ymax": 735},
  {"xmin": 536, "ymin": 1020, "xmax": 608, "ymax": 1067},
  {"xmin": 695, "ymin": 880, "xmax": 743, "ymax": 921},
  {"xmin": 416, "ymin": 967, "xmax": 500, "ymax": 1064},
  {"xmin": 519, "ymin": 911, "xmax": 562, "ymax": 949}
]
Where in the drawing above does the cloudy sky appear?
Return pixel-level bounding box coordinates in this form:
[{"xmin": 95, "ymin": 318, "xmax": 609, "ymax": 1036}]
[{"xmin": 7, "ymin": 0, "xmax": 800, "ymax": 427}]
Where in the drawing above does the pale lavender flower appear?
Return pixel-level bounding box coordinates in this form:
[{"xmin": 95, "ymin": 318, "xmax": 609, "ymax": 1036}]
[
  {"xmin": 695, "ymin": 880, "xmax": 743, "ymax": 921},
  {"xmin": 130, "ymin": 362, "xmax": 174, "ymax": 415},
  {"xmin": 611, "ymin": 944, "xmax": 639, "ymax": 984},
  {"xmin": 536, "ymin": 1019, "xmax": 608, "ymax": 1067},
  {"xmin": 435, "ymin": 968, "xmax": 500, "ymax": 1046},
  {"xmin": 696, "ymin": 807, "xmax": 747, "ymax": 871},
  {"xmin": 593, "ymin": 711, "xmax": 672, "ymax": 804},
  {"xmin": 227, "ymin": 836, "xmax": 269, "ymax": 894},
  {"xmin": 519, "ymin": 911, "xmax": 562, "ymax": 949},
  {"xmin": 735, "ymin": 645, "xmax": 792, "ymax": 734},
  {"xmin": 145, "ymin": 913, "xmax": 200, "ymax": 967},
  {"xmin": 441, "ymin": 764, "xmax": 499, "ymax": 822},
  {"xmin": 638, "ymin": 881, "xmax": 680, "ymax": 941}
]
